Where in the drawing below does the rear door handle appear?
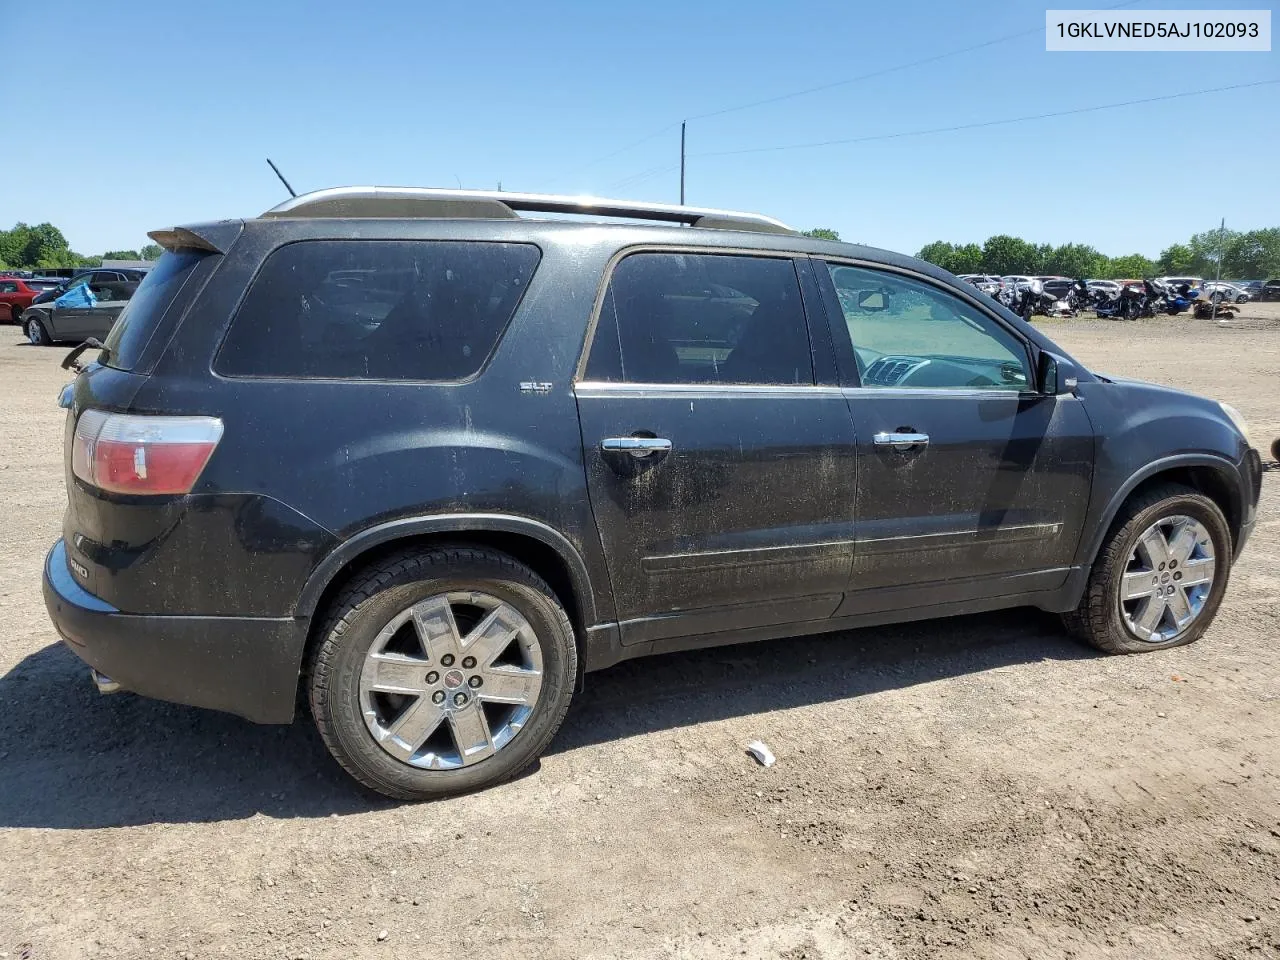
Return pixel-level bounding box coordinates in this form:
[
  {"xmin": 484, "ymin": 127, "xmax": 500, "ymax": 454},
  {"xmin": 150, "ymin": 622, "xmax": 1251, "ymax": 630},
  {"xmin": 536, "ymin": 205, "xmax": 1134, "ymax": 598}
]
[
  {"xmin": 873, "ymin": 431, "xmax": 929, "ymax": 451},
  {"xmin": 601, "ymin": 437, "xmax": 672, "ymax": 459}
]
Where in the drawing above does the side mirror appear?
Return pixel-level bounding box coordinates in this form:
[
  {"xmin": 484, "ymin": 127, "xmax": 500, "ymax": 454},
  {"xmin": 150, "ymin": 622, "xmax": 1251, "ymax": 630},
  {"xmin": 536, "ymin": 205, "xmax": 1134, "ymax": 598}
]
[{"xmin": 1038, "ymin": 351, "xmax": 1077, "ymax": 395}]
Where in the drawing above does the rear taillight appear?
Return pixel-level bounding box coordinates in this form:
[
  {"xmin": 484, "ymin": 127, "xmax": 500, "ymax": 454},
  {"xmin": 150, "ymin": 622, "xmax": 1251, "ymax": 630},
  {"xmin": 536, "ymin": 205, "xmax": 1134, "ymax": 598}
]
[{"xmin": 72, "ymin": 411, "xmax": 223, "ymax": 495}]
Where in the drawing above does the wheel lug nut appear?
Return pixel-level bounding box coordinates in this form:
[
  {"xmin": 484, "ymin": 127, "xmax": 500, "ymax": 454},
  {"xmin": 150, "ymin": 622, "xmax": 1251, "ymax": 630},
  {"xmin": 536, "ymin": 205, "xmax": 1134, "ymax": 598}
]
[
  {"xmin": 431, "ymin": 691, "xmax": 446, "ymax": 704},
  {"xmin": 453, "ymin": 692, "xmax": 468, "ymax": 706},
  {"xmin": 441, "ymin": 654, "xmax": 455, "ymax": 667},
  {"xmin": 1158, "ymin": 562, "xmax": 1166, "ymax": 571},
  {"xmin": 1169, "ymin": 560, "xmax": 1177, "ymax": 568},
  {"xmin": 1173, "ymin": 572, "xmax": 1182, "ymax": 581},
  {"xmin": 462, "ymin": 656, "xmax": 477, "ymax": 669},
  {"xmin": 426, "ymin": 671, "xmax": 439, "ymax": 684},
  {"xmin": 468, "ymin": 675, "xmax": 482, "ymax": 688}
]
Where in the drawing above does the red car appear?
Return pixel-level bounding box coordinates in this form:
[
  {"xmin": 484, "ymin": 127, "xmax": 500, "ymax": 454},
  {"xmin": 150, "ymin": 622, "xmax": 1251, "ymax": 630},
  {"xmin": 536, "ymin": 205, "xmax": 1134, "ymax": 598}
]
[{"xmin": 0, "ymin": 277, "xmax": 62, "ymax": 323}]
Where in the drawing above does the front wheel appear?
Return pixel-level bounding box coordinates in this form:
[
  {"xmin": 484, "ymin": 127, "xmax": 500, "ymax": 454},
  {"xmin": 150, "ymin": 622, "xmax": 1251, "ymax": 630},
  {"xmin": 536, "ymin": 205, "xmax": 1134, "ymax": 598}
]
[
  {"xmin": 1064, "ymin": 484, "xmax": 1231, "ymax": 654},
  {"xmin": 308, "ymin": 546, "xmax": 577, "ymax": 800},
  {"xmin": 26, "ymin": 318, "xmax": 51, "ymax": 345}
]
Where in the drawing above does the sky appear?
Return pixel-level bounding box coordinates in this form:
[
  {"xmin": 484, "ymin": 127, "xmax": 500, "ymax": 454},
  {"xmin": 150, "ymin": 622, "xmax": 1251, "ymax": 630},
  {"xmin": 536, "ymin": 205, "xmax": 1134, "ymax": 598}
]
[{"xmin": 3, "ymin": 0, "xmax": 1277, "ymax": 259}]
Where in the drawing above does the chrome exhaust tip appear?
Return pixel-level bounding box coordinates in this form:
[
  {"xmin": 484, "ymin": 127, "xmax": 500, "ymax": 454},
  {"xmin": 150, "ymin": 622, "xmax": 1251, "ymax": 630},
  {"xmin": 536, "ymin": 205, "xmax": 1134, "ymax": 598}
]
[{"xmin": 91, "ymin": 669, "xmax": 122, "ymax": 694}]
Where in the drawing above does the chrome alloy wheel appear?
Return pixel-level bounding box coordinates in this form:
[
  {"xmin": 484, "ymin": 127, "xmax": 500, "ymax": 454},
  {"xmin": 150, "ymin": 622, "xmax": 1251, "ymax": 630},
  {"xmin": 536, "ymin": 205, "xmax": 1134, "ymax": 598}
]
[
  {"xmin": 1119, "ymin": 515, "xmax": 1216, "ymax": 643},
  {"xmin": 359, "ymin": 591, "xmax": 544, "ymax": 769}
]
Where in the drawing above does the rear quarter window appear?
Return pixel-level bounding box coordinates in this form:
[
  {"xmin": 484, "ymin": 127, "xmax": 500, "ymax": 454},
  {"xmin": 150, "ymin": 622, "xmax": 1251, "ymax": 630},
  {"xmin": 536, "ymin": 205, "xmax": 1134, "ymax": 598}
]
[
  {"xmin": 216, "ymin": 240, "xmax": 541, "ymax": 381},
  {"xmin": 101, "ymin": 249, "xmax": 208, "ymax": 371}
]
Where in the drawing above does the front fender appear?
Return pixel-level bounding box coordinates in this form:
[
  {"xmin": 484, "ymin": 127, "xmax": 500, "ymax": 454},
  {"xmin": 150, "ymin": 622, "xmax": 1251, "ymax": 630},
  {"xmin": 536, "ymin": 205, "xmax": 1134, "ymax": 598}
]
[
  {"xmin": 1076, "ymin": 452, "xmax": 1246, "ymax": 570},
  {"xmin": 1072, "ymin": 378, "xmax": 1254, "ymax": 569}
]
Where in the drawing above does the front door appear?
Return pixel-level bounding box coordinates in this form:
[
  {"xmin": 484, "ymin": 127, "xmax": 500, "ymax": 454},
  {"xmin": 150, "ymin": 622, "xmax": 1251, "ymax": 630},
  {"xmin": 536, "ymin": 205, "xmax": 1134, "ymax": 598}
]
[
  {"xmin": 814, "ymin": 260, "xmax": 1095, "ymax": 614},
  {"xmin": 576, "ymin": 250, "xmax": 858, "ymax": 644}
]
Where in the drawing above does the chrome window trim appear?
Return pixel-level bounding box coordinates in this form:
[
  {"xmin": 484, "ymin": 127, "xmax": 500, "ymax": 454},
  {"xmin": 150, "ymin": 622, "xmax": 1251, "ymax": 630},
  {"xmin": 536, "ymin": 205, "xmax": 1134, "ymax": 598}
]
[
  {"xmin": 576, "ymin": 381, "xmax": 843, "ymax": 400},
  {"xmin": 816, "ymin": 255, "xmax": 1039, "ymax": 391},
  {"xmin": 841, "ymin": 386, "xmax": 1033, "ymax": 401}
]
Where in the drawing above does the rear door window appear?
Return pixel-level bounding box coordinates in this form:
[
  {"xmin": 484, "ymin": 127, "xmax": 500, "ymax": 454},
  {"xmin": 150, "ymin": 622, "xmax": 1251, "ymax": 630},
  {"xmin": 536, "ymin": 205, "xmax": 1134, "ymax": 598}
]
[
  {"xmin": 217, "ymin": 240, "xmax": 541, "ymax": 381},
  {"xmin": 585, "ymin": 252, "xmax": 813, "ymax": 385}
]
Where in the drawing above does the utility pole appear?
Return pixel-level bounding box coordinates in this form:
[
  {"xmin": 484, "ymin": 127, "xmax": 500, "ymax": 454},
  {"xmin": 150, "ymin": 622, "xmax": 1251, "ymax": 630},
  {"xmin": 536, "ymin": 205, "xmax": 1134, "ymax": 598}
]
[
  {"xmin": 1211, "ymin": 216, "xmax": 1225, "ymax": 323},
  {"xmin": 679, "ymin": 121, "xmax": 686, "ymax": 206}
]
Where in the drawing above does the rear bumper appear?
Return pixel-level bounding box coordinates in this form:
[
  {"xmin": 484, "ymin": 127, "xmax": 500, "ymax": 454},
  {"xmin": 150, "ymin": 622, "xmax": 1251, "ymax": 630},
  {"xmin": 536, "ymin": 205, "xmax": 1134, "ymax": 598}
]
[{"xmin": 42, "ymin": 539, "xmax": 306, "ymax": 723}]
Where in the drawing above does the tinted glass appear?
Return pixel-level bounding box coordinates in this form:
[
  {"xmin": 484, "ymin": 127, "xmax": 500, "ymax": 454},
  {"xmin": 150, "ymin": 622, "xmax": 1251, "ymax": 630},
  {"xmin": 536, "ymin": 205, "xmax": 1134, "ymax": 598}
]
[
  {"xmin": 101, "ymin": 250, "xmax": 207, "ymax": 371},
  {"xmin": 0, "ymin": 282, "xmax": 17, "ymax": 293},
  {"xmin": 217, "ymin": 240, "xmax": 540, "ymax": 381},
  {"xmin": 586, "ymin": 252, "xmax": 812, "ymax": 385},
  {"xmin": 826, "ymin": 263, "xmax": 1030, "ymax": 391}
]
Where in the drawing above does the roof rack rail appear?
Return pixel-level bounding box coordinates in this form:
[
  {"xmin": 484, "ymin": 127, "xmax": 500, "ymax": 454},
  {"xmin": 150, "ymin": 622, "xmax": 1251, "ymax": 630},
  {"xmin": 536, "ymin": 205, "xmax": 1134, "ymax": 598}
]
[{"xmin": 260, "ymin": 187, "xmax": 797, "ymax": 236}]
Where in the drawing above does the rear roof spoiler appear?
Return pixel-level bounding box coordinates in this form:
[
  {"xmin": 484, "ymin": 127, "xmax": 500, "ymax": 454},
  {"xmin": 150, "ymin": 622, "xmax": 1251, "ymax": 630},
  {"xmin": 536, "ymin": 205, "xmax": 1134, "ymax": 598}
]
[{"xmin": 147, "ymin": 221, "xmax": 244, "ymax": 255}]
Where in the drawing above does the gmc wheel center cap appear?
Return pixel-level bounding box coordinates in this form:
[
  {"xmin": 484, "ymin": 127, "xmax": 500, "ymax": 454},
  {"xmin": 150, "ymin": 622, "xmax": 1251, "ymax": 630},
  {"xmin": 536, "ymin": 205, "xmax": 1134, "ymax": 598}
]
[{"xmin": 443, "ymin": 669, "xmax": 465, "ymax": 689}]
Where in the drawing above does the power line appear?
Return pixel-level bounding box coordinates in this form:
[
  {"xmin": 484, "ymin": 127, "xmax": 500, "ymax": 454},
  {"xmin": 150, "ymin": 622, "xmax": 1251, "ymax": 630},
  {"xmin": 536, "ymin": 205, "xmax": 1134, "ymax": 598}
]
[
  {"xmin": 606, "ymin": 162, "xmax": 680, "ymax": 192},
  {"xmin": 544, "ymin": 122, "xmax": 682, "ymax": 187},
  {"xmin": 693, "ymin": 79, "xmax": 1280, "ymax": 159},
  {"xmin": 587, "ymin": 0, "xmax": 1147, "ymax": 196},
  {"xmin": 683, "ymin": 0, "xmax": 1146, "ymax": 122}
]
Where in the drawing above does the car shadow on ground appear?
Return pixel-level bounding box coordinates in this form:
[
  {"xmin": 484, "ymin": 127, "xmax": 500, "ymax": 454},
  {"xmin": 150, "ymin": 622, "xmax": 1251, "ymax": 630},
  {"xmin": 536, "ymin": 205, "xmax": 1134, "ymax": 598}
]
[{"xmin": 0, "ymin": 609, "xmax": 1094, "ymax": 829}]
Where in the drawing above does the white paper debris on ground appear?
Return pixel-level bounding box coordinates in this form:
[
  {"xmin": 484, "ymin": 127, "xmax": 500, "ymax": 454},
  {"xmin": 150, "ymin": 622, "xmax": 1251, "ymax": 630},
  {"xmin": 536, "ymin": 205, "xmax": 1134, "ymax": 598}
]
[{"xmin": 746, "ymin": 740, "xmax": 776, "ymax": 768}]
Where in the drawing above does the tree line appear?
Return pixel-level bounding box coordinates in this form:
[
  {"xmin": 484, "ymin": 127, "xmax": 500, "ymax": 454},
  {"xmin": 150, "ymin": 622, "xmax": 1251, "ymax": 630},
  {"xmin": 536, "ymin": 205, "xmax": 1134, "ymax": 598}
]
[
  {"xmin": 913, "ymin": 227, "xmax": 1280, "ymax": 281},
  {"xmin": 0, "ymin": 222, "xmax": 162, "ymax": 270},
  {"xmin": 9, "ymin": 218, "xmax": 1279, "ymax": 281}
]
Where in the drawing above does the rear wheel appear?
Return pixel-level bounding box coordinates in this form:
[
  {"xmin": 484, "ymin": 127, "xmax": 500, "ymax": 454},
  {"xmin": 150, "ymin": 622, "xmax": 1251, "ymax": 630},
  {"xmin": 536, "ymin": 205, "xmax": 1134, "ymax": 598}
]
[
  {"xmin": 308, "ymin": 546, "xmax": 577, "ymax": 800},
  {"xmin": 26, "ymin": 318, "xmax": 51, "ymax": 345},
  {"xmin": 9, "ymin": 304, "xmax": 21, "ymax": 324},
  {"xmin": 1064, "ymin": 484, "xmax": 1231, "ymax": 654}
]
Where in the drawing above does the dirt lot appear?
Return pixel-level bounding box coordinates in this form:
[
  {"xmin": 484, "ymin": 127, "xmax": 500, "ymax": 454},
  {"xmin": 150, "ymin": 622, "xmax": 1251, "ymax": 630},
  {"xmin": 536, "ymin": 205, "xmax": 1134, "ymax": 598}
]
[{"xmin": 2, "ymin": 306, "xmax": 1278, "ymax": 960}]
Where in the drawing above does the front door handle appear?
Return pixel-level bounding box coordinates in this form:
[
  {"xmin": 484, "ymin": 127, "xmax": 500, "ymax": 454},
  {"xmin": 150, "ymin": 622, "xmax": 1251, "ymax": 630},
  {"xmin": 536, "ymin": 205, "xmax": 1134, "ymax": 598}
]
[
  {"xmin": 601, "ymin": 437, "xmax": 673, "ymax": 459},
  {"xmin": 873, "ymin": 431, "xmax": 929, "ymax": 451}
]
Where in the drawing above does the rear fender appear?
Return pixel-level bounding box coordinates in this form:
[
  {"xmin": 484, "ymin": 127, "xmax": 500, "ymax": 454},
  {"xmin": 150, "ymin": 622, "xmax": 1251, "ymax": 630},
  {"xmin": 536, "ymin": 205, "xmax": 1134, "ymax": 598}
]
[{"xmin": 295, "ymin": 513, "xmax": 596, "ymax": 624}]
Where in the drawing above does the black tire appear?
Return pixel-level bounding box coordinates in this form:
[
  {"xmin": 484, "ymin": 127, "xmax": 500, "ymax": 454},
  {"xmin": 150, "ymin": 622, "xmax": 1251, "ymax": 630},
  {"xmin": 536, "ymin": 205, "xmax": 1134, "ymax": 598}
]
[
  {"xmin": 1063, "ymin": 483, "xmax": 1231, "ymax": 654},
  {"xmin": 9, "ymin": 304, "xmax": 21, "ymax": 324},
  {"xmin": 26, "ymin": 318, "xmax": 51, "ymax": 346},
  {"xmin": 308, "ymin": 546, "xmax": 577, "ymax": 800}
]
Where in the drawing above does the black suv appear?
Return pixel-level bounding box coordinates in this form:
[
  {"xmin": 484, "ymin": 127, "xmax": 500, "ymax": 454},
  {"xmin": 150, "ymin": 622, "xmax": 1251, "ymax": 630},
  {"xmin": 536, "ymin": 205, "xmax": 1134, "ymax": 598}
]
[{"xmin": 43, "ymin": 188, "xmax": 1262, "ymax": 800}]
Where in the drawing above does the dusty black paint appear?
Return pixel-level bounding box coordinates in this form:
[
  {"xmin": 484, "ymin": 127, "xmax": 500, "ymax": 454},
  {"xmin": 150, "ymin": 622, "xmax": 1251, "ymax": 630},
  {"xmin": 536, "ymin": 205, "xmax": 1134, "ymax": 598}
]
[{"xmin": 44, "ymin": 215, "xmax": 1261, "ymax": 723}]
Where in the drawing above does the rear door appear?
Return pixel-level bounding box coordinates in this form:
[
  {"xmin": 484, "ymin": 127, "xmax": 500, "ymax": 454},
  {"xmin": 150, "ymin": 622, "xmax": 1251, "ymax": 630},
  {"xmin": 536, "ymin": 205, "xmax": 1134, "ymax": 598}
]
[
  {"xmin": 85, "ymin": 300, "xmax": 123, "ymax": 339},
  {"xmin": 575, "ymin": 250, "xmax": 858, "ymax": 644},
  {"xmin": 814, "ymin": 260, "xmax": 1095, "ymax": 613}
]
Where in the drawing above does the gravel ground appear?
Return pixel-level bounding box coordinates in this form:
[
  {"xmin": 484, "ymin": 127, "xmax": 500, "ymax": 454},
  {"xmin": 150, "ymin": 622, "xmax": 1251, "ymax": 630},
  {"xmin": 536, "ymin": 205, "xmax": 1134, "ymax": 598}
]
[{"xmin": 1, "ymin": 305, "xmax": 1278, "ymax": 960}]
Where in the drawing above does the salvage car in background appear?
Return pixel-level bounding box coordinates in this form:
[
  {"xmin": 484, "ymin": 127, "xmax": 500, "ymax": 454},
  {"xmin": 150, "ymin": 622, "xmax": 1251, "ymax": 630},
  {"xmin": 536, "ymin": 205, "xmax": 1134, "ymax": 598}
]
[
  {"xmin": 0, "ymin": 277, "xmax": 61, "ymax": 323},
  {"xmin": 27, "ymin": 269, "xmax": 149, "ymax": 309},
  {"xmin": 1203, "ymin": 281, "xmax": 1251, "ymax": 303},
  {"xmin": 21, "ymin": 280, "xmax": 137, "ymax": 345}
]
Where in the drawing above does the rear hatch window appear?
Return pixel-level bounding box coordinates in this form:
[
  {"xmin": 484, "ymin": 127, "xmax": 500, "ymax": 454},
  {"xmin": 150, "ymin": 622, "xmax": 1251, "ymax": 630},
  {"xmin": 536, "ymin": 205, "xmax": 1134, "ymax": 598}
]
[{"xmin": 100, "ymin": 249, "xmax": 209, "ymax": 371}]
